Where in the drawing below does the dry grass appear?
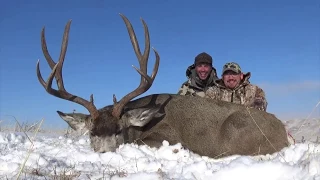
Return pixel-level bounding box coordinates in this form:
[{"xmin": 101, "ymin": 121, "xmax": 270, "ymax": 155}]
[
  {"xmin": 294, "ymin": 101, "xmax": 320, "ymax": 137},
  {"xmin": 8, "ymin": 163, "xmax": 132, "ymax": 179}
]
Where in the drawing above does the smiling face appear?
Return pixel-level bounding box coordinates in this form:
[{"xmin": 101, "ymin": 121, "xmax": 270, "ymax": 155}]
[
  {"xmin": 195, "ymin": 63, "xmax": 212, "ymax": 80},
  {"xmin": 222, "ymin": 70, "xmax": 244, "ymax": 89}
]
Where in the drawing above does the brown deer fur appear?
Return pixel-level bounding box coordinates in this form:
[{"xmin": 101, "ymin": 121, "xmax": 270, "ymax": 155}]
[{"xmin": 58, "ymin": 94, "xmax": 289, "ymax": 158}]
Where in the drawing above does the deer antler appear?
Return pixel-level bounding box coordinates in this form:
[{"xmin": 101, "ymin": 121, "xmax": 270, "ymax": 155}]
[
  {"xmin": 112, "ymin": 14, "xmax": 160, "ymax": 119},
  {"xmin": 36, "ymin": 20, "xmax": 99, "ymax": 119}
]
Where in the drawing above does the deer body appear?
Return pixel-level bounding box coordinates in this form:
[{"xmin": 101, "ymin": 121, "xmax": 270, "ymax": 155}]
[
  {"xmin": 58, "ymin": 94, "xmax": 289, "ymax": 158},
  {"xmin": 36, "ymin": 14, "xmax": 289, "ymax": 159}
]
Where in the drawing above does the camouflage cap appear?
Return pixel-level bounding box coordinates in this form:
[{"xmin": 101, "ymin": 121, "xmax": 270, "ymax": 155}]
[{"xmin": 222, "ymin": 62, "xmax": 242, "ymax": 74}]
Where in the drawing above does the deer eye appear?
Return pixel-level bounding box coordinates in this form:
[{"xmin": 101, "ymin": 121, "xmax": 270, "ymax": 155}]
[{"xmin": 115, "ymin": 128, "xmax": 122, "ymax": 135}]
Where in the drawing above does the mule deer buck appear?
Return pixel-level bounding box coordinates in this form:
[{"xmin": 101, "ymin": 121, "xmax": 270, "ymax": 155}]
[{"xmin": 36, "ymin": 14, "xmax": 289, "ymax": 158}]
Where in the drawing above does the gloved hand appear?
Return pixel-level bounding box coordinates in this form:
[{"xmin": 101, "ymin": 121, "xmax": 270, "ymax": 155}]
[{"xmin": 253, "ymin": 98, "xmax": 265, "ymax": 111}]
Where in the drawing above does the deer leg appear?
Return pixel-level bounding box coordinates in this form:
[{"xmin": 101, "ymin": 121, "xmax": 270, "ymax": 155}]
[
  {"xmin": 219, "ymin": 111, "xmax": 264, "ymax": 156},
  {"xmin": 137, "ymin": 123, "xmax": 182, "ymax": 148}
]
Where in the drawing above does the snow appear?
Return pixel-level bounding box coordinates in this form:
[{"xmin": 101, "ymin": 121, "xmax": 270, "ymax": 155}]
[{"xmin": 0, "ymin": 118, "xmax": 319, "ymax": 180}]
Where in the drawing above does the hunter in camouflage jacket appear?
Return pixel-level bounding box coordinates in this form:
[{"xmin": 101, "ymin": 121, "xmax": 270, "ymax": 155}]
[
  {"xmin": 178, "ymin": 67, "xmax": 218, "ymax": 97},
  {"xmin": 205, "ymin": 69, "xmax": 268, "ymax": 111},
  {"xmin": 178, "ymin": 52, "xmax": 218, "ymax": 97}
]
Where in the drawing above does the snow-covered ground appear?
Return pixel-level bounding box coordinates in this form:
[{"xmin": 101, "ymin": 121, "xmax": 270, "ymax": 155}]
[{"xmin": 0, "ymin": 118, "xmax": 319, "ymax": 180}]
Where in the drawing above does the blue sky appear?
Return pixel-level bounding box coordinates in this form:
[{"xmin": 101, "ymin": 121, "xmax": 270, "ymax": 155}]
[{"xmin": 1, "ymin": 0, "xmax": 319, "ymax": 128}]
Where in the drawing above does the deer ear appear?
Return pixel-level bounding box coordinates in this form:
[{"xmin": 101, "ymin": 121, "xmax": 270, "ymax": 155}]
[
  {"xmin": 57, "ymin": 111, "xmax": 88, "ymax": 131},
  {"xmin": 57, "ymin": 111, "xmax": 74, "ymax": 122},
  {"xmin": 126, "ymin": 107, "xmax": 164, "ymax": 127}
]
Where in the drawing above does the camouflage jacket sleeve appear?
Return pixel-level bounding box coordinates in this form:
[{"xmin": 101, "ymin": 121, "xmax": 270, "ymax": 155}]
[
  {"xmin": 250, "ymin": 86, "xmax": 268, "ymax": 111},
  {"xmin": 178, "ymin": 81, "xmax": 193, "ymax": 96},
  {"xmin": 178, "ymin": 80, "xmax": 202, "ymax": 96},
  {"xmin": 205, "ymin": 86, "xmax": 220, "ymax": 100},
  {"xmin": 178, "ymin": 83, "xmax": 188, "ymax": 95}
]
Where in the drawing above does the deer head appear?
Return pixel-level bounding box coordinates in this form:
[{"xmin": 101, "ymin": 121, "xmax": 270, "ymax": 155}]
[{"xmin": 36, "ymin": 14, "xmax": 160, "ymax": 152}]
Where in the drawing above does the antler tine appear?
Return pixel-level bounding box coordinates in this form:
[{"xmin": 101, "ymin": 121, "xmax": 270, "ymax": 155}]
[
  {"xmin": 41, "ymin": 25, "xmax": 61, "ymax": 88},
  {"xmin": 112, "ymin": 14, "xmax": 160, "ymax": 119},
  {"xmin": 41, "ymin": 27, "xmax": 56, "ymax": 69},
  {"xmin": 36, "ymin": 59, "xmax": 58, "ymax": 89},
  {"xmin": 37, "ymin": 20, "xmax": 99, "ymax": 119},
  {"xmin": 150, "ymin": 47, "xmax": 160, "ymax": 80},
  {"xmin": 54, "ymin": 20, "xmax": 71, "ymax": 92},
  {"xmin": 132, "ymin": 46, "xmax": 160, "ymax": 84},
  {"xmin": 119, "ymin": 14, "xmax": 153, "ymax": 85},
  {"xmin": 41, "ymin": 21, "xmax": 71, "ymax": 92}
]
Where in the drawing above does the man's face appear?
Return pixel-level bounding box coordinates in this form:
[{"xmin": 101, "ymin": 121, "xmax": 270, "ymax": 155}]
[
  {"xmin": 222, "ymin": 70, "xmax": 243, "ymax": 89},
  {"xmin": 195, "ymin": 63, "xmax": 212, "ymax": 80}
]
